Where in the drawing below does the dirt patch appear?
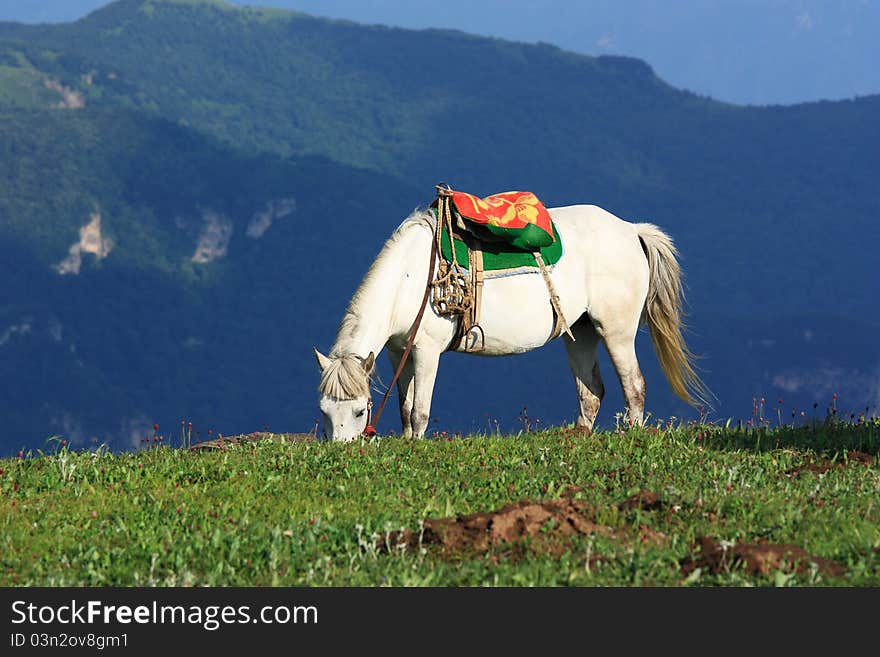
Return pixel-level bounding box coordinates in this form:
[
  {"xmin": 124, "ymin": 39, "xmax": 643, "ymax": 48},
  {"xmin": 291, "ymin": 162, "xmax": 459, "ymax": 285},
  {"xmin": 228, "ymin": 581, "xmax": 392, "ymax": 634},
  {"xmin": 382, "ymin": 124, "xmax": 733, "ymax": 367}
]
[
  {"xmin": 788, "ymin": 450, "xmax": 877, "ymax": 476},
  {"xmin": 385, "ymin": 489, "xmax": 672, "ymax": 558},
  {"xmin": 387, "ymin": 497, "xmax": 611, "ymax": 557},
  {"xmin": 560, "ymin": 426, "xmax": 594, "ymax": 437},
  {"xmin": 681, "ymin": 536, "xmax": 845, "ymax": 577},
  {"xmin": 637, "ymin": 524, "xmax": 667, "ymax": 546},
  {"xmin": 189, "ymin": 432, "xmax": 315, "ymax": 451},
  {"xmin": 621, "ymin": 489, "xmax": 664, "ymax": 512}
]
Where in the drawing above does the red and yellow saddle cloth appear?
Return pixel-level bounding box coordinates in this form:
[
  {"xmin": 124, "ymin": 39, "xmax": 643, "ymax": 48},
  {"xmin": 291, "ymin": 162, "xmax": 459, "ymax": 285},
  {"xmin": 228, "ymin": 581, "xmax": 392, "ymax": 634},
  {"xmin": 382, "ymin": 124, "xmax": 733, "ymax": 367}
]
[{"xmin": 434, "ymin": 189, "xmax": 556, "ymax": 251}]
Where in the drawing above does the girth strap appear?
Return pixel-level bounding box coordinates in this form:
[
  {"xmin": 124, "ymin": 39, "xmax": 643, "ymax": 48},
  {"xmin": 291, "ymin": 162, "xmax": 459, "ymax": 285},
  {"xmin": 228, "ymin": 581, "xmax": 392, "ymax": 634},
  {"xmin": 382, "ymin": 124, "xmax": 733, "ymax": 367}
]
[{"xmin": 533, "ymin": 251, "xmax": 574, "ymax": 342}]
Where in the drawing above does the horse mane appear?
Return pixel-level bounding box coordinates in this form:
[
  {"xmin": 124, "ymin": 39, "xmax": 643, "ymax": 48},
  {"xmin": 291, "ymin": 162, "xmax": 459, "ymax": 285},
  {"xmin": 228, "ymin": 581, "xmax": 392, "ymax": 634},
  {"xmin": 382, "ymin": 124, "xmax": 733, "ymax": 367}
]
[
  {"xmin": 318, "ymin": 354, "xmax": 371, "ymax": 399},
  {"xmin": 331, "ymin": 208, "xmax": 433, "ymax": 350},
  {"xmin": 320, "ymin": 209, "xmax": 434, "ymax": 400}
]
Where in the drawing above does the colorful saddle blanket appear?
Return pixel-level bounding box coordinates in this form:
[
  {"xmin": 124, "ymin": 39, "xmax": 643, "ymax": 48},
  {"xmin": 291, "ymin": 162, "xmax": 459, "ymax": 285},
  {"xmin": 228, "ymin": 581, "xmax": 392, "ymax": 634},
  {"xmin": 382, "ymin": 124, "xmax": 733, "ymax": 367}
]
[
  {"xmin": 433, "ymin": 190, "xmax": 556, "ymax": 250},
  {"xmin": 428, "ymin": 210, "xmax": 563, "ymax": 273},
  {"xmin": 430, "ymin": 189, "xmax": 562, "ymax": 273}
]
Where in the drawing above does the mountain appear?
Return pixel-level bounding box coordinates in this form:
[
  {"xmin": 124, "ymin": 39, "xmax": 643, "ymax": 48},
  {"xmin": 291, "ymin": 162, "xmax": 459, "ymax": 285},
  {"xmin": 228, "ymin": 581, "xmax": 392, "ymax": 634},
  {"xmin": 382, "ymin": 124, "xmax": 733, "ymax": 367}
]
[
  {"xmin": 244, "ymin": 0, "xmax": 880, "ymax": 105},
  {"xmin": 0, "ymin": 0, "xmax": 877, "ymax": 453},
  {"xmin": 0, "ymin": 105, "xmax": 425, "ymax": 451},
  {"xmin": 4, "ymin": 1, "xmax": 879, "ymax": 105},
  {"xmin": 3, "ymin": 1, "xmax": 878, "ymax": 313}
]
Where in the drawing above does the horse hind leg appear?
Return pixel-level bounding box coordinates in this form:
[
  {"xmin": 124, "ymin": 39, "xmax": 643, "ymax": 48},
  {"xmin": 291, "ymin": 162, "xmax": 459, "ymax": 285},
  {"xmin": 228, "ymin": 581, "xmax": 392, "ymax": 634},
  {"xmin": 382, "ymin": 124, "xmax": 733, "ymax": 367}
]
[
  {"xmin": 603, "ymin": 332, "xmax": 646, "ymax": 426},
  {"xmin": 563, "ymin": 318, "xmax": 605, "ymax": 431}
]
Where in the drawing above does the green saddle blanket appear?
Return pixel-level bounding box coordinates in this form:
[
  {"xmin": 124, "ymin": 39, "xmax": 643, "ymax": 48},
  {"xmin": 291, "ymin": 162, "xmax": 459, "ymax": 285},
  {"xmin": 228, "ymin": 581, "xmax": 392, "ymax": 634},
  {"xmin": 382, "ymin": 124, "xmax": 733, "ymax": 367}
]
[{"xmin": 430, "ymin": 208, "xmax": 563, "ymax": 273}]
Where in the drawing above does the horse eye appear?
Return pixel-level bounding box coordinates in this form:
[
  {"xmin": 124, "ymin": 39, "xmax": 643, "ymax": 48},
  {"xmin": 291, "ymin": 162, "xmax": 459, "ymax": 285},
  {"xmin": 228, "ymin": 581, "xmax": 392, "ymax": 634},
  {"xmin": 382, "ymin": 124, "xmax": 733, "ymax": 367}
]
[{"xmin": 355, "ymin": 408, "xmax": 366, "ymax": 418}]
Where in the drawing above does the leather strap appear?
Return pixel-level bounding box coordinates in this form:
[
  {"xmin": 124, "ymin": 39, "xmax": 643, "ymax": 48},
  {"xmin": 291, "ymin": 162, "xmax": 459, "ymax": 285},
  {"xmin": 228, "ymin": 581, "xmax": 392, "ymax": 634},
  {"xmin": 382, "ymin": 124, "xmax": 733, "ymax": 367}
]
[
  {"xmin": 533, "ymin": 251, "xmax": 574, "ymax": 342},
  {"xmin": 364, "ymin": 228, "xmax": 439, "ymax": 436}
]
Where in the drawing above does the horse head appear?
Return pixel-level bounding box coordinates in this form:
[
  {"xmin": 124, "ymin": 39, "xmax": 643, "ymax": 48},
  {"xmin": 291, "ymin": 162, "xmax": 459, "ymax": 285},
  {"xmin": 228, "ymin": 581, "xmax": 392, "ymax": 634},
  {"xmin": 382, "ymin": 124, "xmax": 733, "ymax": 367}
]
[{"xmin": 314, "ymin": 348, "xmax": 375, "ymax": 441}]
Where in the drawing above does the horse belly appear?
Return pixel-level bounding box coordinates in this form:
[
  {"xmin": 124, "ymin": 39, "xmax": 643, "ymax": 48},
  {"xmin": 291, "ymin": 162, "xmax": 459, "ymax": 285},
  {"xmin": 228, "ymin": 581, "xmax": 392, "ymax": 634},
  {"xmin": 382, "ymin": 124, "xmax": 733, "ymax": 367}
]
[{"xmin": 457, "ymin": 273, "xmax": 560, "ymax": 355}]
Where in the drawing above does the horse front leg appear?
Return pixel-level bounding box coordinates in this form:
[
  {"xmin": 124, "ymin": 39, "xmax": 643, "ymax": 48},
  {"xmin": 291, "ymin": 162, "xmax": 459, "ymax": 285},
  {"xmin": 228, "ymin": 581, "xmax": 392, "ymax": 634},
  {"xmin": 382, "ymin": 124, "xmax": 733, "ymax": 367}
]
[
  {"xmin": 387, "ymin": 347, "xmax": 415, "ymax": 438},
  {"xmin": 410, "ymin": 348, "xmax": 441, "ymax": 438}
]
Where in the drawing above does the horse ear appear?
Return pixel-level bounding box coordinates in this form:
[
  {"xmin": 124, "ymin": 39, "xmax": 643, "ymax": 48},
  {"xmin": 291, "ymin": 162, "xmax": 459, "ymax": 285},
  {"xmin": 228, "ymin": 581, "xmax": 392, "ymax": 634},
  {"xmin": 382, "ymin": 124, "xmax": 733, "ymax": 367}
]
[
  {"xmin": 314, "ymin": 347, "xmax": 332, "ymax": 372},
  {"xmin": 362, "ymin": 351, "xmax": 375, "ymax": 375}
]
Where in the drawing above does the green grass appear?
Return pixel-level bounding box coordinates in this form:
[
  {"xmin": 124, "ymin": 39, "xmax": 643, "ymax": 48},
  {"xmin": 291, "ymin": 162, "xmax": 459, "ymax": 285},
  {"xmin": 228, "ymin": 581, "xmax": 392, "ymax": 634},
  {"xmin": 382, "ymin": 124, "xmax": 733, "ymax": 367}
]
[{"xmin": 1, "ymin": 421, "xmax": 878, "ymax": 586}]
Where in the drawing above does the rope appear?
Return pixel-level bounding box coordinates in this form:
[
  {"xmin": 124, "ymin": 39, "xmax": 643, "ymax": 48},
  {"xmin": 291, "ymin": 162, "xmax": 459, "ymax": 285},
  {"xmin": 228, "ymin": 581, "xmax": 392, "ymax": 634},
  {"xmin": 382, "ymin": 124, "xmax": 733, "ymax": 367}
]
[
  {"xmin": 431, "ymin": 190, "xmax": 474, "ymax": 319},
  {"xmin": 533, "ymin": 251, "xmax": 574, "ymax": 341}
]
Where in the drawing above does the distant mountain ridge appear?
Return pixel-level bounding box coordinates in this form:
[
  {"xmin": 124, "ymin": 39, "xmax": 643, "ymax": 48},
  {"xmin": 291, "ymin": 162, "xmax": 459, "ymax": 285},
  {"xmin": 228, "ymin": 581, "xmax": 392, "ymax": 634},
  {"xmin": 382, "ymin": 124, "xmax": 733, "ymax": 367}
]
[
  {"xmin": 3, "ymin": 0, "xmax": 879, "ymax": 105},
  {"xmin": 2, "ymin": 0, "xmax": 877, "ymax": 314},
  {"xmin": 0, "ymin": 0, "xmax": 877, "ymax": 453}
]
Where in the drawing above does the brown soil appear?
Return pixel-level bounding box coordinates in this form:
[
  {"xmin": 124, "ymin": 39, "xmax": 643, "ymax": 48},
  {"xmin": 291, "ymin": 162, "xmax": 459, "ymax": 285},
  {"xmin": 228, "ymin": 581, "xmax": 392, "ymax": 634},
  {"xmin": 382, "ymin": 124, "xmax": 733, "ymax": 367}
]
[
  {"xmin": 787, "ymin": 450, "xmax": 876, "ymax": 476},
  {"xmin": 681, "ymin": 536, "xmax": 845, "ymax": 577},
  {"xmin": 386, "ymin": 497, "xmax": 611, "ymax": 557},
  {"xmin": 637, "ymin": 524, "xmax": 667, "ymax": 546},
  {"xmin": 383, "ymin": 488, "xmax": 675, "ymax": 558},
  {"xmin": 560, "ymin": 426, "xmax": 594, "ymax": 437},
  {"xmin": 188, "ymin": 432, "xmax": 315, "ymax": 451},
  {"xmin": 380, "ymin": 487, "xmax": 845, "ymax": 579},
  {"xmin": 621, "ymin": 489, "xmax": 665, "ymax": 512}
]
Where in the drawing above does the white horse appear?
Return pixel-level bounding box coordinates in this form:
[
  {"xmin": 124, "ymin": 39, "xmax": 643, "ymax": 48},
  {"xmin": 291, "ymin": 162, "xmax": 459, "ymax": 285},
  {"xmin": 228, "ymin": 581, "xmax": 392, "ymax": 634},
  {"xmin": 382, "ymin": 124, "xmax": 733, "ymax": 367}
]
[{"xmin": 314, "ymin": 204, "xmax": 706, "ymax": 441}]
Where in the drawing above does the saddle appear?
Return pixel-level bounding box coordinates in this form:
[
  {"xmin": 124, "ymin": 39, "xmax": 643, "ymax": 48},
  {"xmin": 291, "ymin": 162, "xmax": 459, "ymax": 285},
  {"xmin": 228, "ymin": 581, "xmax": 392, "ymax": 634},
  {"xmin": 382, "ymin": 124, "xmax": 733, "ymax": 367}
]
[{"xmin": 429, "ymin": 186, "xmax": 573, "ymax": 352}]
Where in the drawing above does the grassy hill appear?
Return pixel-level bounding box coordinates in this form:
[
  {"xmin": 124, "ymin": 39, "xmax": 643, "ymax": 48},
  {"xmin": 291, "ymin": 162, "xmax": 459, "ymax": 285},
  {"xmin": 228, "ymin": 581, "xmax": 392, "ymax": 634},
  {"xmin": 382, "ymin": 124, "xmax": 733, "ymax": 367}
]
[
  {"xmin": 0, "ymin": 0, "xmax": 877, "ymax": 451},
  {"xmin": 1, "ymin": 422, "xmax": 878, "ymax": 586}
]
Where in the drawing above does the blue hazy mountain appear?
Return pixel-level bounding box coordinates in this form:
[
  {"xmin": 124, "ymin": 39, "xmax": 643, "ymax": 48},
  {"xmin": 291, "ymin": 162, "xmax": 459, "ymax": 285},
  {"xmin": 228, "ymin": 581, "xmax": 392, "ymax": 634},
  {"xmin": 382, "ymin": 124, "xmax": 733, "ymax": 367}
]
[
  {"xmin": 0, "ymin": 0, "xmax": 877, "ymax": 454},
  {"xmin": 2, "ymin": 0, "xmax": 878, "ymax": 105}
]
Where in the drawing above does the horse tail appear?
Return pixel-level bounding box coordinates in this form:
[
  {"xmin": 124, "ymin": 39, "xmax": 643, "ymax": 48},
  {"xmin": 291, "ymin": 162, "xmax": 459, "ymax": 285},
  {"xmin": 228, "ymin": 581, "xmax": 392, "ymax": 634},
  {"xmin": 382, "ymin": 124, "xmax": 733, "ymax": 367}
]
[{"xmin": 635, "ymin": 223, "xmax": 710, "ymax": 407}]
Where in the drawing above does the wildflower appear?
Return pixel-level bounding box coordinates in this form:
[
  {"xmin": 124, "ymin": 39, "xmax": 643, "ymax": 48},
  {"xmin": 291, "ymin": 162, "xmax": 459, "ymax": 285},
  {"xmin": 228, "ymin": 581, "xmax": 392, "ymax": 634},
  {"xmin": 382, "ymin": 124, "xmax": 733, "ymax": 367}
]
[{"xmin": 153, "ymin": 423, "xmax": 159, "ymax": 431}]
